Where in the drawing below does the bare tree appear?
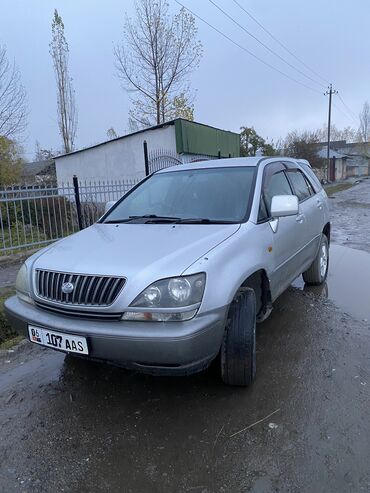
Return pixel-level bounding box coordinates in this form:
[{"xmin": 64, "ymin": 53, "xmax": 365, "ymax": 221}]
[
  {"xmin": 115, "ymin": 0, "xmax": 202, "ymax": 128},
  {"xmin": 318, "ymin": 123, "xmax": 359, "ymax": 143},
  {"xmin": 282, "ymin": 129, "xmax": 325, "ymax": 169},
  {"xmin": 107, "ymin": 127, "xmax": 118, "ymax": 139},
  {"xmin": 359, "ymin": 101, "xmax": 370, "ymax": 143},
  {"xmin": 0, "ymin": 45, "xmax": 27, "ymax": 139},
  {"xmin": 50, "ymin": 9, "xmax": 77, "ymax": 153}
]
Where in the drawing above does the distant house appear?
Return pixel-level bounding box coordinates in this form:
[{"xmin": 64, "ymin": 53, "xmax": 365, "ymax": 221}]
[
  {"xmin": 54, "ymin": 118, "xmax": 240, "ymax": 186},
  {"xmin": 21, "ymin": 159, "xmax": 56, "ymax": 184},
  {"xmin": 316, "ymin": 140, "xmax": 369, "ymax": 180}
]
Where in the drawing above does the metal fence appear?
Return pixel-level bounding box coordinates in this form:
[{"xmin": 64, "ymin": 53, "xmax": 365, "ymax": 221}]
[{"xmin": 0, "ymin": 178, "xmax": 139, "ymax": 255}]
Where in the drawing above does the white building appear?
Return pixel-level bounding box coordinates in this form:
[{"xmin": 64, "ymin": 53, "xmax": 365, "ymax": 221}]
[{"xmin": 54, "ymin": 119, "xmax": 240, "ymax": 186}]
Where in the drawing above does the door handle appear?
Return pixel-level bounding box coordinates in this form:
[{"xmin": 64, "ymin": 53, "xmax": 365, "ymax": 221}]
[
  {"xmin": 316, "ymin": 199, "xmax": 323, "ymax": 209},
  {"xmin": 296, "ymin": 213, "xmax": 304, "ymax": 223}
]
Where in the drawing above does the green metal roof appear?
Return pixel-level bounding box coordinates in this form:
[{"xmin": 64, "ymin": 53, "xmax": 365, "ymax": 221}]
[{"xmin": 174, "ymin": 119, "xmax": 240, "ymax": 158}]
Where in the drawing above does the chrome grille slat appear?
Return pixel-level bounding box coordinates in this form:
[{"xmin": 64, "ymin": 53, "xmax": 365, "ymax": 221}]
[
  {"xmin": 92, "ymin": 277, "xmax": 104, "ymax": 304},
  {"xmin": 78, "ymin": 276, "xmax": 89, "ymax": 305},
  {"xmin": 35, "ymin": 269, "xmax": 125, "ymax": 307},
  {"xmin": 71, "ymin": 275, "xmax": 80, "ymax": 304},
  {"xmin": 106, "ymin": 278, "xmax": 121, "ymax": 305},
  {"xmin": 45, "ymin": 271, "xmax": 50, "ymax": 298},
  {"xmin": 98, "ymin": 278, "xmax": 111, "ymax": 305}
]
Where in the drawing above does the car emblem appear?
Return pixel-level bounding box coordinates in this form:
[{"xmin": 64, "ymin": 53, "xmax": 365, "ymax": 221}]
[{"xmin": 62, "ymin": 282, "xmax": 74, "ymax": 294}]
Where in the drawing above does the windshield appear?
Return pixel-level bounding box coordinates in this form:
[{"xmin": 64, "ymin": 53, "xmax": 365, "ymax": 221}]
[{"xmin": 103, "ymin": 166, "xmax": 256, "ymax": 224}]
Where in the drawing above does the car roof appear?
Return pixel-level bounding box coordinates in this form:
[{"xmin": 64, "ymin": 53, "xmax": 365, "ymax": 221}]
[{"xmin": 156, "ymin": 156, "xmax": 300, "ymax": 173}]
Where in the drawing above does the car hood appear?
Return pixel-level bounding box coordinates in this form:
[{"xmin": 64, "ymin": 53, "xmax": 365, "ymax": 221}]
[{"xmin": 33, "ymin": 223, "xmax": 240, "ymax": 281}]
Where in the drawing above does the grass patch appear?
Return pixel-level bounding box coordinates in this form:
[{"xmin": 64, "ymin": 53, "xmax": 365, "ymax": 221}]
[
  {"xmin": 0, "ymin": 335, "xmax": 23, "ymax": 350},
  {"xmin": 325, "ymin": 183, "xmax": 354, "ymax": 196},
  {"xmin": 0, "ymin": 287, "xmax": 17, "ymax": 346},
  {"xmin": 0, "ymin": 226, "xmax": 51, "ymax": 256}
]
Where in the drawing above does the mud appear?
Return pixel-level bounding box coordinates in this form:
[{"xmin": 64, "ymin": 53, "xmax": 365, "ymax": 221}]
[
  {"xmin": 1, "ymin": 180, "xmax": 370, "ymax": 492},
  {"xmin": 1, "ymin": 286, "xmax": 370, "ymax": 492}
]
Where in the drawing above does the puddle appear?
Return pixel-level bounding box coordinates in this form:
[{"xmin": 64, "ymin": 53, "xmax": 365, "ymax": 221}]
[{"xmin": 293, "ymin": 244, "xmax": 370, "ymax": 322}]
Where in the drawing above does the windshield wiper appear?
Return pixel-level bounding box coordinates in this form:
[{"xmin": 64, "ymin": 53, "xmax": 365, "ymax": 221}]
[
  {"xmin": 103, "ymin": 218, "xmax": 138, "ymax": 224},
  {"xmin": 104, "ymin": 215, "xmax": 236, "ymax": 224},
  {"xmin": 174, "ymin": 218, "xmax": 236, "ymax": 224},
  {"xmin": 130, "ymin": 214, "xmax": 181, "ymax": 220},
  {"xmin": 103, "ymin": 215, "xmax": 181, "ymax": 224}
]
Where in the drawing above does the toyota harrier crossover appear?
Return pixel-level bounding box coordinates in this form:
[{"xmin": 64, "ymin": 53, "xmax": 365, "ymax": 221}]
[{"xmin": 5, "ymin": 157, "xmax": 330, "ymax": 386}]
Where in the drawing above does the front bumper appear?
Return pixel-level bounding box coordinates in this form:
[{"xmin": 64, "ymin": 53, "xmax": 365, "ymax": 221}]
[{"xmin": 4, "ymin": 296, "xmax": 228, "ymax": 375}]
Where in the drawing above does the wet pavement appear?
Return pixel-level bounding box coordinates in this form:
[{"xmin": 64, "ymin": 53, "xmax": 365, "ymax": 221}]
[
  {"xmin": 1, "ymin": 180, "xmax": 370, "ymax": 492},
  {"xmin": 329, "ymin": 177, "xmax": 370, "ymax": 253}
]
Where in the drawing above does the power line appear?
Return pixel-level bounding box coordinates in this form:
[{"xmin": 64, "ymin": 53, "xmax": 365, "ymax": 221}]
[
  {"xmin": 208, "ymin": 0, "xmax": 326, "ymax": 89},
  {"xmin": 174, "ymin": 0, "xmax": 322, "ymax": 95},
  {"xmin": 332, "ymin": 101, "xmax": 358, "ymax": 126},
  {"xmin": 337, "ymin": 93, "xmax": 358, "ymax": 121},
  {"xmin": 231, "ymin": 0, "xmax": 330, "ymax": 86}
]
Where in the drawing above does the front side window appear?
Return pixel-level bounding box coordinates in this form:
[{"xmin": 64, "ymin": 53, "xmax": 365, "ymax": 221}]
[
  {"xmin": 263, "ymin": 171, "xmax": 293, "ymax": 215},
  {"xmin": 287, "ymin": 170, "xmax": 312, "ymax": 202},
  {"xmin": 103, "ymin": 167, "xmax": 256, "ymax": 223}
]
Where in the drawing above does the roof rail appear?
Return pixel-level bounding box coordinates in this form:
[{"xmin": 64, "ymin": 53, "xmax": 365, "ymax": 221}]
[{"xmin": 296, "ymin": 159, "xmax": 311, "ymax": 168}]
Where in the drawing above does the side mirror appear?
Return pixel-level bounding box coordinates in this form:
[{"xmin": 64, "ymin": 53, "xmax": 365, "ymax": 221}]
[
  {"xmin": 104, "ymin": 200, "xmax": 116, "ymax": 213},
  {"xmin": 270, "ymin": 195, "xmax": 299, "ymax": 218}
]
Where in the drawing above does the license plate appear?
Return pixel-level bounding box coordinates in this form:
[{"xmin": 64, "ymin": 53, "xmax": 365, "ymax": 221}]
[{"xmin": 28, "ymin": 325, "xmax": 89, "ymax": 355}]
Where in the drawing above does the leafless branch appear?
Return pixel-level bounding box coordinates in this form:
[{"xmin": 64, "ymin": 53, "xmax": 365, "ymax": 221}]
[
  {"xmin": 0, "ymin": 45, "xmax": 27, "ymax": 139},
  {"xmin": 114, "ymin": 0, "xmax": 202, "ymax": 127}
]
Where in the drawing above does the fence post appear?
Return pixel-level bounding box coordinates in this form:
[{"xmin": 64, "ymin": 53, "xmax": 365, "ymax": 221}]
[
  {"xmin": 143, "ymin": 141, "xmax": 149, "ymax": 176},
  {"xmin": 218, "ymin": 150, "xmax": 221, "ymax": 159},
  {"xmin": 73, "ymin": 175, "xmax": 84, "ymax": 230}
]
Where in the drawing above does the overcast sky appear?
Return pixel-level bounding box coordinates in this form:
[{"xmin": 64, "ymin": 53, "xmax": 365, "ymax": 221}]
[{"xmin": 1, "ymin": 0, "xmax": 369, "ymax": 160}]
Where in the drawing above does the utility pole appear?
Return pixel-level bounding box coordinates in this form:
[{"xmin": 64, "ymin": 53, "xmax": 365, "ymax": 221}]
[{"xmin": 324, "ymin": 83, "xmax": 338, "ymax": 182}]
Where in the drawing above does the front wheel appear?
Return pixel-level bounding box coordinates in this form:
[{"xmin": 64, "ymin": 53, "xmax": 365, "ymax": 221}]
[
  {"xmin": 302, "ymin": 235, "xmax": 329, "ymax": 285},
  {"xmin": 220, "ymin": 288, "xmax": 256, "ymax": 386}
]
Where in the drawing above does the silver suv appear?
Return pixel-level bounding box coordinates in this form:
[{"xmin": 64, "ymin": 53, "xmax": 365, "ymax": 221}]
[{"xmin": 5, "ymin": 157, "xmax": 330, "ymax": 386}]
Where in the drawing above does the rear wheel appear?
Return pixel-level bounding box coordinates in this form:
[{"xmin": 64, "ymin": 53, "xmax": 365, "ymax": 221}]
[
  {"xmin": 302, "ymin": 235, "xmax": 329, "ymax": 285},
  {"xmin": 221, "ymin": 288, "xmax": 256, "ymax": 386}
]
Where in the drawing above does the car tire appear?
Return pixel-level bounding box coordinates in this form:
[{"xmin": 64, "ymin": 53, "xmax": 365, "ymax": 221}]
[
  {"xmin": 302, "ymin": 234, "xmax": 329, "ymax": 285},
  {"xmin": 221, "ymin": 288, "xmax": 256, "ymax": 386}
]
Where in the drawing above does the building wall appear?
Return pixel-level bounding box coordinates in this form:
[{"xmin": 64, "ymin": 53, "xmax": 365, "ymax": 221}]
[
  {"xmin": 334, "ymin": 158, "xmax": 345, "ymax": 180},
  {"xmin": 333, "ymin": 143, "xmax": 369, "ymax": 177},
  {"xmin": 55, "ymin": 125, "xmax": 177, "ymax": 185},
  {"xmin": 174, "ymin": 119, "xmax": 240, "ymax": 157}
]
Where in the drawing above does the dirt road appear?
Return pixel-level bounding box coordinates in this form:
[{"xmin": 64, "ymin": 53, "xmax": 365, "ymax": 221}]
[{"xmin": 1, "ymin": 179, "xmax": 370, "ymax": 492}]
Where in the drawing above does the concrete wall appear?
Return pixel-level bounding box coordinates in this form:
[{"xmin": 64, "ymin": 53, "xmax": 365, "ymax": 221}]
[
  {"xmin": 55, "ymin": 125, "xmax": 177, "ymax": 185},
  {"xmin": 334, "ymin": 158, "xmax": 345, "ymax": 180},
  {"xmin": 333, "ymin": 144, "xmax": 369, "ymax": 177}
]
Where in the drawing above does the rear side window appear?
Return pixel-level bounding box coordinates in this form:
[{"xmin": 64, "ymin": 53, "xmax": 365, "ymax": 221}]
[
  {"xmin": 299, "ymin": 164, "xmax": 322, "ymax": 193},
  {"xmin": 287, "ymin": 170, "xmax": 312, "ymax": 202}
]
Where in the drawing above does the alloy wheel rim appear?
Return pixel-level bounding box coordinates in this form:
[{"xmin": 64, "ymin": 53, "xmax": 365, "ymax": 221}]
[{"xmin": 320, "ymin": 244, "xmax": 328, "ymax": 278}]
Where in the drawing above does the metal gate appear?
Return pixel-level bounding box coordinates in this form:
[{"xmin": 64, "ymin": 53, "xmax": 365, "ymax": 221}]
[{"xmin": 147, "ymin": 148, "xmax": 211, "ymax": 174}]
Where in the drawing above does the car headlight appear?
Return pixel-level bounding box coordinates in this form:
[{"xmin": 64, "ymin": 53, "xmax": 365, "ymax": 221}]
[
  {"xmin": 122, "ymin": 273, "xmax": 206, "ymax": 322},
  {"xmin": 15, "ymin": 263, "xmax": 33, "ymax": 304}
]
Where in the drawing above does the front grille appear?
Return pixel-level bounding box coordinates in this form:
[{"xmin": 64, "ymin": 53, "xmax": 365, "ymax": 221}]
[
  {"xmin": 35, "ymin": 270, "xmax": 126, "ymax": 306},
  {"xmin": 35, "ymin": 301, "xmax": 122, "ymax": 320}
]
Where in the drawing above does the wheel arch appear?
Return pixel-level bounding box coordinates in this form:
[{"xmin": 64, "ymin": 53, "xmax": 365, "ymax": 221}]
[
  {"xmin": 323, "ymin": 222, "xmax": 331, "ymax": 244},
  {"xmin": 234, "ymin": 269, "xmax": 272, "ymax": 322}
]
